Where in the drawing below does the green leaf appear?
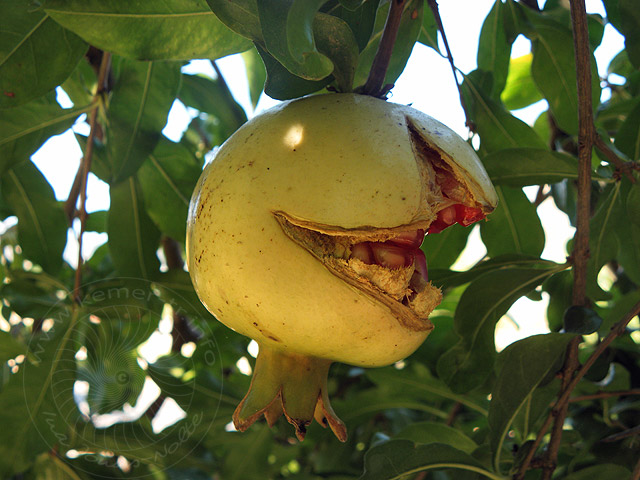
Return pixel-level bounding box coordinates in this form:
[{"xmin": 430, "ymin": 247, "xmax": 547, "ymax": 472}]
[
  {"xmin": 586, "ymin": 182, "xmax": 621, "ymax": 299},
  {"xmin": 480, "ymin": 186, "xmax": 545, "ymax": 257},
  {"xmin": 483, "ymin": 148, "xmax": 582, "ymax": 186},
  {"xmin": 205, "ymin": 0, "xmax": 263, "ymax": 42},
  {"xmin": 60, "ymin": 56, "xmax": 97, "ymax": 107},
  {"xmin": 417, "ymin": 3, "xmax": 438, "ymax": 50},
  {"xmin": 354, "ymin": 0, "xmax": 423, "ymax": 89},
  {"xmin": 614, "ymin": 99, "xmax": 640, "ymax": 161},
  {"xmin": 1, "ymin": 162, "xmax": 67, "ymax": 274},
  {"xmin": 395, "ymin": 422, "xmax": 478, "ymax": 454},
  {"xmin": 1, "ymin": 270, "xmax": 67, "ymax": 319},
  {"xmin": 0, "ymin": 0, "xmax": 87, "ymax": 108},
  {"xmin": 313, "ymin": 12, "xmax": 360, "ymax": 92},
  {"xmin": 437, "ymin": 266, "xmax": 561, "ymax": 392},
  {"xmin": 152, "ymin": 270, "xmax": 211, "ymax": 320},
  {"xmin": 360, "ymin": 440, "xmax": 503, "ymax": 480},
  {"xmin": 563, "ymin": 305, "xmax": 602, "ymax": 334},
  {"xmin": 619, "ymin": 0, "xmax": 640, "ymax": 69},
  {"xmin": 258, "ymin": 1, "xmax": 333, "ymax": 80},
  {"xmin": 563, "ymin": 465, "xmax": 631, "ymax": 480},
  {"xmin": 84, "ymin": 210, "xmax": 107, "ymax": 233},
  {"xmin": 107, "ymin": 177, "xmax": 160, "ymax": 279},
  {"xmin": 615, "ymin": 180, "xmax": 640, "ymax": 284},
  {"xmin": 178, "ymin": 73, "xmax": 247, "ymax": 140},
  {"xmin": 241, "ymin": 47, "xmax": 267, "ymax": 108},
  {"xmin": 286, "ymin": 0, "xmax": 328, "ymax": 64},
  {"xmin": 421, "ymin": 223, "xmax": 472, "ymax": 270},
  {"xmin": 501, "ymin": 53, "xmax": 543, "ymax": 110},
  {"xmin": 256, "ymin": 44, "xmax": 330, "ymax": 100},
  {"xmin": 0, "ymin": 94, "xmax": 90, "ymax": 174},
  {"xmin": 106, "ymin": 58, "xmax": 181, "ymax": 183},
  {"xmin": 431, "ymin": 254, "xmax": 558, "ymax": 290},
  {"xmin": 463, "ymin": 71, "xmax": 545, "ymax": 153},
  {"xmin": 0, "ymin": 310, "xmax": 77, "ymax": 476},
  {"xmin": 333, "ymin": 0, "xmax": 381, "ymax": 52},
  {"xmin": 477, "ymin": 0, "xmax": 512, "ymax": 99},
  {"xmin": 45, "ymin": 0, "xmax": 251, "ymax": 60},
  {"xmin": 529, "ymin": 16, "xmax": 600, "ymax": 135},
  {"xmin": 137, "ymin": 137, "xmax": 203, "ymax": 242},
  {"xmin": 489, "ymin": 333, "xmax": 574, "ymax": 473}
]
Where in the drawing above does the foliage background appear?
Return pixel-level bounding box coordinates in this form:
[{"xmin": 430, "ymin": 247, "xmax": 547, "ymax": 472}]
[{"xmin": 1, "ymin": 0, "xmax": 640, "ymax": 479}]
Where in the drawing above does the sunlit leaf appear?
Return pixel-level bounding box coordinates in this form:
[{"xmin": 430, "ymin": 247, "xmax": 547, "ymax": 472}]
[
  {"xmin": 477, "ymin": 0, "xmax": 512, "ymax": 99},
  {"xmin": 241, "ymin": 47, "xmax": 267, "ymax": 108},
  {"xmin": 501, "ymin": 53, "xmax": 543, "ymax": 110},
  {"xmin": 45, "ymin": 0, "xmax": 251, "ymax": 60},
  {"xmin": 614, "ymin": 99, "xmax": 640, "ymax": 161}
]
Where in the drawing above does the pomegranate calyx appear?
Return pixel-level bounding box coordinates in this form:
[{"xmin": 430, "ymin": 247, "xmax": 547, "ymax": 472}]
[{"xmin": 233, "ymin": 344, "xmax": 347, "ymax": 442}]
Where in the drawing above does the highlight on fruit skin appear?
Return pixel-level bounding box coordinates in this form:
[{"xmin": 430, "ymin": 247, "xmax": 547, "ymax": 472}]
[{"xmin": 186, "ymin": 93, "xmax": 497, "ymax": 442}]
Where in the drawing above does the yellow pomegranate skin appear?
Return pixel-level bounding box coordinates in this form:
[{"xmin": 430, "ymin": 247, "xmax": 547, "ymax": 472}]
[{"xmin": 186, "ymin": 93, "xmax": 497, "ymax": 441}]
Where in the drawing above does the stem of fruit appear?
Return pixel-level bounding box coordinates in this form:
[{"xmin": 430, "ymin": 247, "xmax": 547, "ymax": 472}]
[
  {"xmin": 233, "ymin": 344, "xmax": 347, "ymax": 442},
  {"xmin": 361, "ymin": 0, "xmax": 406, "ymax": 97}
]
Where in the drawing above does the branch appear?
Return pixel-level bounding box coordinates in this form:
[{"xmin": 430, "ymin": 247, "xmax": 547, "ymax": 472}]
[
  {"xmin": 427, "ymin": 0, "xmax": 473, "ymax": 130},
  {"xmin": 361, "ymin": 0, "xmax": 406, "ymax": 97},
  {"xmin": 71, "ymin": 52, "xmax": 112, "ymax": 303},
  {"xmin": 515, "ymin": 300, "xmax": 640, "ymax": 479},
  {"xmin": 594, "ymin": 135, "xmax": 636, "ymax": 182},
  {"xmin": 569, "ymin": 388, "xmax": 640, "ymax": 403}
]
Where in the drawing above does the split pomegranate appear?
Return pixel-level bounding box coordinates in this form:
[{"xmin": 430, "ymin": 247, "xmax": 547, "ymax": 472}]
[{"xmin": 186, "ymin": 94, "xmax": 497, "ymax": 441}]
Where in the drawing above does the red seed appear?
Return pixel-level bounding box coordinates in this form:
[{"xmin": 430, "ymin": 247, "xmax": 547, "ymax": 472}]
[{"xmin": 388, "ymin": 229, "xmax": 425, "ymax": 249}]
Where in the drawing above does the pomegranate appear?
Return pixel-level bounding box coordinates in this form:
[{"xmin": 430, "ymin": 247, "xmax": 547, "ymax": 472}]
[{"xmin": 186, "ymin": 94, "xmax": 497, "ymax": 441}]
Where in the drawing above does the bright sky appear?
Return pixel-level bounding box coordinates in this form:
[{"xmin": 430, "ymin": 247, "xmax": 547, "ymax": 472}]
[{"xmin": 5, "ymin": 0, "xmax": 626, "ymax": 350}]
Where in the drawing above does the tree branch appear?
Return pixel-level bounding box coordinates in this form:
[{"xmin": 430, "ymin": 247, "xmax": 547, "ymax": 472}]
[
  {"xmin": 569, "ymin": 389, "xmax": 640, "ymax": 403},
  {"xmin": 361, "ymin": 0, "xmax": 406, "ymax": 97},
  {"xmin": 515, "ymin": 300, "xmax": 640, "ymax": 479},
  {"xmin": 71, "ymin": 52, "xmax": 111, "ymax": 303},
  {"xmin": 427, "ymin": 0, "xmax": 473, "ymax": 130},
  {"xmin": 594, "ymin": 135, "xmax": 636, "ymax": 182}
]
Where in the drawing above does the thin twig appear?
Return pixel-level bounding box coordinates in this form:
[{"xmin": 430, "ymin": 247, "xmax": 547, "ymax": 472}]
[
  {"xmin": 427, "ymin": 0, "xmax": 473, "ymax": 130},
  {"xmin": 361, "ymin": 0, "xmax": 406, "ymax": 97},
  {"xmin": 569, "ymin": 389, "xmax": 640, "ymax": 403},
  {"xmin": 594, "ymin": 135, "xmax": 636, "ymax": 182},
  {"xmin": 632, "ymin": 455, "xmax": 640, "ymax": 480},
  {"xmin": 515, "ymin": 300, "xmax": 640, "ymax": 479},
  {"xmin": 72, "ymin": 52, "xmax": 112, "ymax": 303}
]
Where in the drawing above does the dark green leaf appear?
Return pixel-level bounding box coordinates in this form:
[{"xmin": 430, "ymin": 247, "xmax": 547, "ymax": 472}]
[
  {"xmin": 421, "ymin": 223, "xmax": 472, "ymax": 270},
  {"xmin": 614, "ymin": 99, "xmax": 640, "ymax": 161},
  {"xmin": 1, "ymin": 270, "xmax": 67, "ymax": 319},
  {"xmin": 543, "ymin": 270, "xmax": 573, "ymax": 331},
  {"xmin": 529, "ymin": 16, "xmax": 600, "ymax": 134},
  {"xmin": 313, "ymin": 12, "xmax": 360, "ymax": 92},
  {"xmin": 619, "ymin": 0, "xmax": 640, "ymax": 69},
  {"xmin": 1, "ymin": 162, "xmax": 67, "ymax": 274},
  {"xmin": 332, "ymin": 0, "xmax": 381, "ymax": 52},
  {"xmin": 257, "ymin": 44, "xmax": 330, "ymax": 100},
  {"xmin": 178, "ymin": 73, "xmax": 247, "ymax": 140},
  {"xmin": 0, "ymin": 95, "xmax": 89, "ymax": 174},
  {"xmin": 480, "ymin": 186, "xmax": 545, "ymax": 257},
  {"xmin": 45, "ymin": 0, "xmax": 251, "ymax": 60},
  {"xmin": 206, "ymin": 0, "xmax": 263, "ymax": 42},
  {"xmin": 431, "ymin": 254, "xmax": 558, "ymax": 290},
  {"xmin": 360, "ymin": 440, "xmax": 500, "ymax": 480},
  {"xmin": 483, "ymin": 148, "xmax": 583, "ymax": 186},
  {"xmin": 615, "ymin": 180, "xmax": 640, "ymax": 284},
  {"xmin": 241, "ymin": 47, "xmax": 267, "ymax": 108},
  {"xmin": 489, "ymin": 333, "xmax": 574, "ymax": 473},
  {"xmin": 0, "ymin": 312, "xmax": 76, "ymax": 477},
  {"xmin": 477, "ymin": 0, "xmax": 512, "ymax": 99},
  {"xmin": 563, "ymin": 305, "xmax": 602, "ymax": 334},
  {"xmin": 60, "ymin": 56, "xmax": 97, "ymax": 107},
  {"xmin": 80, "ymin": 277, "xmax": 162, "ymax": 323},
  {"xmin": 286, "ymin": 0, "xmax": 328, "ymax": 64},
  {"xmin": 586, "ymin": 182, "xmax": 621, "ymax": 299},
  {"xmin": 395, "ymin": 422, "xmax": 477, "ymax": 454},
  {"xmin": 107, "ymin": 177, "xmax": 160, "ymax": 279},
  {"xmin": 0, "ymin": 0, "xmax": 87, "ymax": 108},
  {"xmin": 563, "ymin": 465, "xmax": 631, "ymax": 480},
  {"xmin": 417, "ymin": 3, "xmax": 438, "ymax": 50},
  {"xmin": 137, "ymin": 137, "xmax": 203, "ymax": 242},
  {"xmin": 106, "ymin": 58, "xmax": 181, "ymax": 183},
  {"xmin": 84, "ymin": 210, "xmax": 107, "ymax": 233},
  {"xmin": 153, "ymin": 270, "xmax": 212, "ymax": 321},
  {"xmin": 354, "ymin": 0, "xmax": 423, "ymax": 89},
  {"xmin": 258, "ymin": 1, "xmax": 333, "ymax": 80},
  {"xmin": 437, "ymin": 266, "xmax": 561, "ymax": 392},
  {"xmin": 501, "ymin": 53, "xmax": 543, "ymax": 110}
]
